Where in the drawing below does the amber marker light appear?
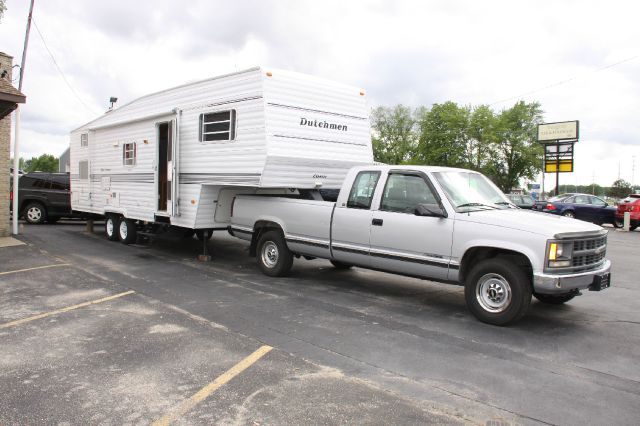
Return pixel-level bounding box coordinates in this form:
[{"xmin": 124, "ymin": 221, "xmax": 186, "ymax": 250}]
[
  {"xmin": 191, "ymin": 199, "xmax": 196, "ymax": 205},
  {"xmin": 266, "ymin": 71, "xmax": 273, "ymax": 77},
  {"xmin": 359, "ymin": 90, "xmax": 366, "ymax": 96},
  {"xmin": 549, "ymin": 243, "xmax": 558, "ymax": 261}
]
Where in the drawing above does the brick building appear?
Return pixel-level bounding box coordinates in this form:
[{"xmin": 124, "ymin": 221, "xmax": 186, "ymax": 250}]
[{"xmin": 0, "ymin": 52, "xmax": 26, "ymax": 237}]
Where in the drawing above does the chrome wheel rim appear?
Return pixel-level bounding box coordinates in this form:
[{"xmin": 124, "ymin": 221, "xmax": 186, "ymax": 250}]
[
  {"xmin": 476, "ymin": 273, "xmax": 512, "ymax": 313},
  {"xmin": 261, "ymin": 241, "xmax": 279, "ymax": 268},
  {"xmin": 119, "ymin": 221, "xmax": 128, "ymax": 240},
  {"xmin": 27, "ymin": 207, "xmax": 42, "ymax": 222},
  {"xmin": 106, "ymin": 218, "xmax": 114, "ymax": 236}
]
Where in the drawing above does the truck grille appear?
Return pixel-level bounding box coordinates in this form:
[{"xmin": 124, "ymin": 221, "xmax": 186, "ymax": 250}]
[{"xmin": 570, "ymin": 235, "xmax": 607, "ymax": 272}]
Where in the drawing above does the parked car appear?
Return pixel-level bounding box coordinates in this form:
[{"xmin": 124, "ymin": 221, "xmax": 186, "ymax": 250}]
[
  {"xmin": 10, "ymin": 172, "xmax": 83, "ymax": 224},
  {"xmin": 507, "ymin": 194, "xmax": 535, "ymax": 209},
  {"xmin": 615, "ymin": 194, "xmax": 640, "ymax": 230},
  {"xmin": 533, "ymin": 193, "xmax": 617, "ymax": 226}
]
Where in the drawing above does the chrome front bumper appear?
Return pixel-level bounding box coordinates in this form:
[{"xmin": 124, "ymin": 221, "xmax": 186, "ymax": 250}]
[{"xmin": 533, "ymin": 259, "xmax": 611, "ymax": 294}]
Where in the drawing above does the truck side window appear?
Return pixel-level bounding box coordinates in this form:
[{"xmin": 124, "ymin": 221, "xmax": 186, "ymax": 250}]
[
  {"xmin": 380, "ymin": 173, "xmax": 437, "ymax": 213},
  {"xmin": 346, "ymin": 171, "xmax": 380, "ymax": 209}
]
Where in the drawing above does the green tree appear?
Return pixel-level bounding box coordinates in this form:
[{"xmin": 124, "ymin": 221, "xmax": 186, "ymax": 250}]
[
  {"xmin": 485, "ymin": 101, "xmax": 544, "ymax": 192},
  {"xmin": 370, "ymin": 105, "xmax": 417, "ymax": 164},
  {"xmin": 0, "ymin": 1, "xmax": 6, "ymax": 22},
  {"xmin": 414, "ymin": 101, "xmax": 470, "ymax": 168},
  {"xmin": 607, "ymin": 179, "xmax": 632, "ymax": 199},
  {"xmin": 467, "ymin": 105, "xmax": 497, "ymax": 172},
  {"xmin": 23, "ymin": 154, "xmax": 59, "ymax": 172}
]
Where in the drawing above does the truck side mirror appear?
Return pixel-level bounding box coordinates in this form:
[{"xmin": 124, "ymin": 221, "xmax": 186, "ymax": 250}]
[{"xmin": 414, "ymin": 203, "xmax": 447, "ymax": 218}]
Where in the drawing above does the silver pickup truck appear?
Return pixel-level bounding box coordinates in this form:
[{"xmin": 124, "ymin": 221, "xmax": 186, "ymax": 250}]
[{"xmin": 229, "ymin": 165, "xmax": 611, "ymax": 325}]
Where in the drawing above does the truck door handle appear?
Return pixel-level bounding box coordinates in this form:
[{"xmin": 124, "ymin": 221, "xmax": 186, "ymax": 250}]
[{"xmin": 372, "ymin": 218, "xmax": 383, "ymax": 226}]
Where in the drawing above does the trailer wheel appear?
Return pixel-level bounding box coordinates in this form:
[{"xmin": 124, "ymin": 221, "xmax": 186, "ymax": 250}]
[
  {"xmin": 464, "ymin": 258, "xmax": 532, "ymax": 326},
  {"xmin": 257, "ymin": 230, "xmax": 293, "ymax": 277},
  {"xmin": 330, "ymin": 260, "xmax": 353, "ymax": 270},
  {"xmin": 118, "ymin": 219, "xmax": 137, "ymax": 245},
  {"xmin": 105, "ymin": 216, "xmax": 119, "ymax": 241}
]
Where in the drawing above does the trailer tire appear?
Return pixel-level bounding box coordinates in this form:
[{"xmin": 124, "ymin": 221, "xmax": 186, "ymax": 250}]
[
  {"xmin": 465, "ymin": 258, "xmax": 532, "ymax": 326},
  {"xmin": 533, "ymin": 292, "xmax": 576, "ymax": 304},
  {"xmin": 330, "ymin": 260, "xmax": 353, "ymax": 270},
  {"xmin": 118, "ymin": 219, "xmax": 137, "ymax": 245},
  {"xmin": 105, "ymin": 215, "xmax": 119, "ymax": 241},
  {"xmin": 257, "ymin": 230, "xmax": 293, "ymax": 277}
]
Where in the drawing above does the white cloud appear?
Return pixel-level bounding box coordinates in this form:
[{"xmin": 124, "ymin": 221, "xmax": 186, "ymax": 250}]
[{"xmin": 1, "ymin": 0, "xmax": 638, "ymax": 185}]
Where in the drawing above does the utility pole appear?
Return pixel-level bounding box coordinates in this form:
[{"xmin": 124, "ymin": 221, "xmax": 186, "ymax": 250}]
[{"xmin": 12, "ymin": 0, "xmax": 35, "ymax": 235}]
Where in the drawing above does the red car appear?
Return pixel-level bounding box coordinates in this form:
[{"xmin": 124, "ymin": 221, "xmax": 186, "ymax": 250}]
[{"xmin": 615, "ymin": 194, "xmax": 640, "ymax": 230}]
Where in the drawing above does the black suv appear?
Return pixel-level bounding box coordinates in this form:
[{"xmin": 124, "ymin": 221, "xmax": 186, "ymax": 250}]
[{"xmin": 11, "ymin": 172, "xmax": 81, "ymax": 224}]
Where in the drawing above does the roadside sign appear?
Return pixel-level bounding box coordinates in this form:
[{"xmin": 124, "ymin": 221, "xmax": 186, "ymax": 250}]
[
  {"xmin": 545, "ymin": 159, "xmax": 574, "ymax": 173},
  {"xmin": 537, "ymin": 121, "xmax": 579, "ymax": 142}
]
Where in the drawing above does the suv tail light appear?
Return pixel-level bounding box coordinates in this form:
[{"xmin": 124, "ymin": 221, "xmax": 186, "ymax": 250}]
[{"xmin": 546, "ymin": 203, "xmax": 556, "ymax": 210}]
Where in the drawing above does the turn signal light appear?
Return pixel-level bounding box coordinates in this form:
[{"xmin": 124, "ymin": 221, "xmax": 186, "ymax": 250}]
[{"xmin": 549, "ymin": 243, "xmax": 558, "ymax": 261}]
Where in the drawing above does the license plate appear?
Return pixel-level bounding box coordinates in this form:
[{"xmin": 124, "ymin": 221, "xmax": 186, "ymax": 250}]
[{"xmin": 589, "ymin": 273, "xmax": 611, "ymax": 291}]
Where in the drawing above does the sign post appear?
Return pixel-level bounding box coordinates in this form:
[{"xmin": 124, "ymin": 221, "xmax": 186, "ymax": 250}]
[{"xmin": 537, "ymin": 121, "xmax": 579, "ymax": 196}]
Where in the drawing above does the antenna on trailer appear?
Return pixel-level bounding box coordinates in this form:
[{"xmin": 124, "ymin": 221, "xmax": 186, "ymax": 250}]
[{"xmin": 109, "ymin": 96, "xmax": 118, "ymax": 110}]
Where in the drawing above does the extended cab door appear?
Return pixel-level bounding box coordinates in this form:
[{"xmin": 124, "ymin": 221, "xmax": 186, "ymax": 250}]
[
  {"xmin": 368, "ymin": 171, "xmax": 454, "ymax": 281},
  {"xmin": 330, "ymin": 170, "xmax": 380, "ymax": 267}
]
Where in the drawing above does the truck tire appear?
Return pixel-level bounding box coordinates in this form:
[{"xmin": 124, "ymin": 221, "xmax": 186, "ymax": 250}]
[
  {"xmin": 330, "ymin": 260, "xmax": 353, "ymax": 270},
  {"xmin": 23, "ymin": 202, "xmax": 47, "ymax": 224},
  {"xmin": 533, "ymin": 292, "xmax": 576, "ymax": 304},
  {"xmin": 196, "ymin": 229, "xmax": 214, "ymax": 241},
  {"xmin": 118, "ymin": 219, "xmax": 137, "ymax": 245},
  {"xmin": 257, "ymin": 230, "xmax": 293, "ymax": 277},
  {"xmin": 465, "ymin": 258, "xmax": 532, "ymax": 326},
  {"xmin": 105, "ymin": 215, "xmax": 119, "ymax": 241}
]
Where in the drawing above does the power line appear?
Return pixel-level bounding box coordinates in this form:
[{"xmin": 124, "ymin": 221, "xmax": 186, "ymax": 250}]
[
  {"xmin": 490, "ymin": 55, "xmax": 639, "ymax": 106},
  {"xmin": 32, "ymin": 17, "xmax": 99, "ymax": 115}
]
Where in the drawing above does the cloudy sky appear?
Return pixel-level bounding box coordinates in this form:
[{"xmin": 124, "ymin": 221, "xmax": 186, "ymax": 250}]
[{"xmin": 1, "ymin": 0, "xmax": 638, "ymax": 187}]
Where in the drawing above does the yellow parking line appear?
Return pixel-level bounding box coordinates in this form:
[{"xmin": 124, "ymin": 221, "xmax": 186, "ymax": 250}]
[
  {"xmin": 0, "ymin": 263, "xmax": 71, "ymax": 276},
  {"xmin": 0, "ymin": 290, "xmax": 135, "ymax": 329},
  {"xmin": 153, "ymin": 345, "xmax": 273, "ymax": 426}
]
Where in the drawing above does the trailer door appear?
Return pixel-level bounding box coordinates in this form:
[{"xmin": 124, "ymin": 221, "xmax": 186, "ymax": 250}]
[{"xmin": 156, "ymin": 120, "xmax": 177, "ymax": 216}]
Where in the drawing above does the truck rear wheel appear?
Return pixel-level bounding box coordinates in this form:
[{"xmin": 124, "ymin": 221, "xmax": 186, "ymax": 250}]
[
  {"xmin": 257, "ymin": 230, "xmax": 293, "ymax": 277},
  {"xmin": 105, "ymin": 216, "xmax": 120, "ymax": 241},
  {"xmin": 465, "ymin": 258, "xmax": 532, "ymax": 326}
]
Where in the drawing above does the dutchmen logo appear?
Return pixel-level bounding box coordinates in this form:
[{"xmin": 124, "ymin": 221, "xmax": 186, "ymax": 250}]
[{"xmin": 300, "ymin": 117, "xmax": 348, "ymax": 131}]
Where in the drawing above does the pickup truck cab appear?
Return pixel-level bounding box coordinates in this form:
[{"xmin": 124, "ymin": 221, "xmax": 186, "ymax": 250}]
[{"xmin": 230, "ymin": 165, "xmax": 611, "ymax": 325}]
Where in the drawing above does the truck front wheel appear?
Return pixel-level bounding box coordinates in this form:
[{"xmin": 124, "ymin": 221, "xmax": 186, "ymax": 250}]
[
  {"xmin": 257, "ymin": 230, "xmax": 293, "ymax": 277},
  {"xmin": 465, "ymin": 258, "xmax": 532, "ymax": 326}
]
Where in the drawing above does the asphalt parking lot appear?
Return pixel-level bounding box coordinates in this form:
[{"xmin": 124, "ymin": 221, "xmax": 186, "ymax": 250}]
[{"xmin": 1, "ymin": 222, "xmax": 639, "ymax": 425}]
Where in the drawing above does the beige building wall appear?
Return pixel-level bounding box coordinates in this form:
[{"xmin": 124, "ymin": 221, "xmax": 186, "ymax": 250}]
[{"xmin": 0, "ymin": 52, "xmax": 14, "ymax": 237}]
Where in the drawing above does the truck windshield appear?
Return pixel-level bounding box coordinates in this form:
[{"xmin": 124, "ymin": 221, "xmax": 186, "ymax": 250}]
[{"xmin": 433, "ymin": 171, "xmax": 513, "ymax": 212}]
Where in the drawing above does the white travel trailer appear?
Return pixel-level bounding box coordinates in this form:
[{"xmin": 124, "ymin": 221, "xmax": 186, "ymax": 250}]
[{"xmin": 69, "ymin": 67, "xmax": 373, "ymax": 243}]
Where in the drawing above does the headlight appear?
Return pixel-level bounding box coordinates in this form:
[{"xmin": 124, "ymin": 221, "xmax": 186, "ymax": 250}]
[{"xmin": 547, "ymin": 241, "xmax": 573, "ymax": 268}]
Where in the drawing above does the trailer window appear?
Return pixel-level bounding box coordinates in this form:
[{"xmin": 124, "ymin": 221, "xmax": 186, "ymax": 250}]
[
  {"xmin": 80, "ymin": 133, "xmax": 88, "ymax": 147},
  {"xmin": 346, "ymin": 171, "xmax": 380, "ymax": 209},
  {"xmin": 123, "ymin": 142, "xmax": 137, "ymax": 166},
  {"xmin": 79, "ymin": 160, "xmax": 89, "ymax": 180},
  {"xmin": 199, "ymin": 110, "xmax": 236, "ymax": 142}
]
